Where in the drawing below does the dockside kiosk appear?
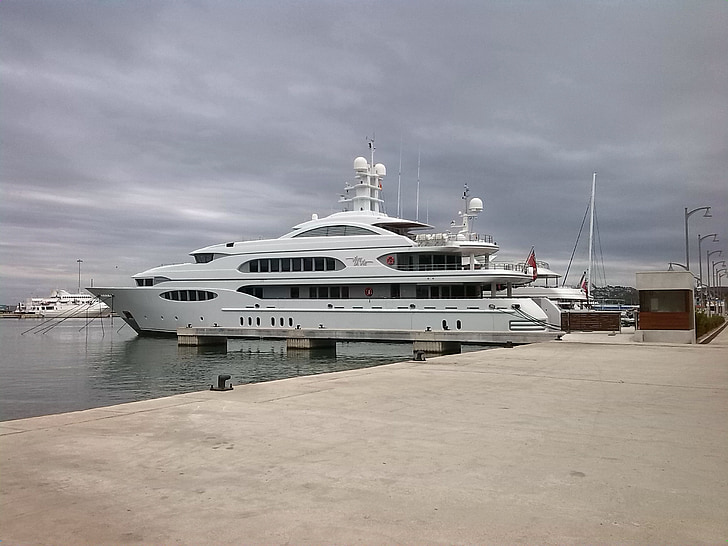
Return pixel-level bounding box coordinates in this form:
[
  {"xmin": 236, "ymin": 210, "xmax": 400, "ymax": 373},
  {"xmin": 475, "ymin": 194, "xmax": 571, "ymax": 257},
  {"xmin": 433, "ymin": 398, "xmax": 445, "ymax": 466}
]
[{"xmin": 634, "ymin": 271, "xmax": 695, "ymax": 344}]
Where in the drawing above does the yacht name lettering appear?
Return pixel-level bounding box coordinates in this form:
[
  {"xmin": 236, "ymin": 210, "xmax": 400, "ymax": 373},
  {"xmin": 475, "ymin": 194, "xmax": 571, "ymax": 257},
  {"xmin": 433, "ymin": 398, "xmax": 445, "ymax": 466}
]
[{"xmin": 347, "ymin": 256, "xmax": 373, "ymax": 266}]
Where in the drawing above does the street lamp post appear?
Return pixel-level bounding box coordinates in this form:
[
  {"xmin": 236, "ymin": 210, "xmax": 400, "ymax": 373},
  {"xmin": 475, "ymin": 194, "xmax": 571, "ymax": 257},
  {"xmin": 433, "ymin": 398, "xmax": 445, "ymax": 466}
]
[
  {"xmin": 717, "ymin": 271, "xmax": 727, "ymax": 315},
  {"xmin": 697, "ymin": 234, "xmax": 718, "ymax": 307},
  {"xmin": 684, "ymin": 206, "xmax": 711, "ymax": 271},
  {"xmin": 714, "ymin": 261, "xmax": 726, "ymax": 282},
  {"xmin": 717, "ymin": 269, "xmax": 727, "ymax": 288},
  {"xmin": 77, "ymin": 259, "xmax": 83, "ymax": 293},
  {"xmin": 711, "ymin": 260, "xmax": 726, "ymax": 314},
  {"xmin": 717, "ymin": 270, "xmax": 728, "ymax": 316},
  {"xmin": 707, "ymin": 251, "xmax": 722, "ymax": 291}
]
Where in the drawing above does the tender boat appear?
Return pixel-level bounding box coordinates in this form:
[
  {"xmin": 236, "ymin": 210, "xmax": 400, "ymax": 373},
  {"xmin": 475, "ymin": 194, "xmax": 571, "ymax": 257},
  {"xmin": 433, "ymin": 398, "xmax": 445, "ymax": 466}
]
[
  {"xmin": 89, "ymin": 148, "xmax": 559, "ymax": 340},
  {"xmin": 16, "ymin": 289, "xmax": 110, "ymax": 318}
]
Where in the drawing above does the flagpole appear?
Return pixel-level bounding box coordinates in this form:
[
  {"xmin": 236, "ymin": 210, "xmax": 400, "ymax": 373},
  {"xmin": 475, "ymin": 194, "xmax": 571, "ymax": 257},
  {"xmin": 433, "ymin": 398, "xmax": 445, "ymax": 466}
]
[{"xmin": 526, "ymin": 247, "xmax": 537, "ymax": 281}]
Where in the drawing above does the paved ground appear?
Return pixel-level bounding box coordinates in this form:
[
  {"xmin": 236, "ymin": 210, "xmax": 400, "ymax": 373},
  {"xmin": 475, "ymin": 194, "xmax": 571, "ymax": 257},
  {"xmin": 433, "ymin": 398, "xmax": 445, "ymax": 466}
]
[{"xmin": 1, "ymin": 335, "xmax": 727, "ymax": 545}]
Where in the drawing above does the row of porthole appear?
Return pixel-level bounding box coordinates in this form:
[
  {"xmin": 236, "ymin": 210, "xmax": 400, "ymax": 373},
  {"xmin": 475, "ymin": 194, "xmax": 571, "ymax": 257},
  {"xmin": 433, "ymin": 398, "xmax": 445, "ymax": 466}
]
[
  {"xmin": 236, "ymin": 316, "xmax": 461, "ymax": 330},
  {"xmin": 155, "ymin": 316, "xmax": 205, "ymax": 322},
  {"xmin": 240, "ymin": 316, "xmax": 295, "ymax": 328},
  {"xmin": 442, "ymin": 319, "xmax": 463, "ymax": 330},
  {"xmin": 153, "ymin": 315, "xmax": 462, "ymax": 330}
]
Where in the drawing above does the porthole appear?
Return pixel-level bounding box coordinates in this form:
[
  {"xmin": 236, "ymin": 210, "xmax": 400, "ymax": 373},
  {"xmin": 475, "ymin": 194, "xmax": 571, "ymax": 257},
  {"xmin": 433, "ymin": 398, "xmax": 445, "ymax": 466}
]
[
  {"xmin": 456, "ymin": 320, "xmax": 462, "ymax": 330},
  {"xmin": 280, "ymin": 317, "xmax": 284, "ymax": 326},
  {"xmin": 200, "ymin": 317, "xmax": 204, "ymax": 321},
  {"xmin": 174, "ymin": 316, "xmax": 178, "ymax": 321},
  {"xmin": 240, "ymin": 317, "xmax": 244, "ymax": 326},
  {"xmin": 248, "ymin": 316, "xmax": 252, "ymax": 326},
  {"xmin": 289, "ymin": 317, "xmax": 294, "ymax": 327},
  {"xmin": 442, "ymin": 319, "xmax": 449, "ymax": 330},
  {"xmin": 256, "ymin": 317, "xmax": 261, "ymax": 326}
]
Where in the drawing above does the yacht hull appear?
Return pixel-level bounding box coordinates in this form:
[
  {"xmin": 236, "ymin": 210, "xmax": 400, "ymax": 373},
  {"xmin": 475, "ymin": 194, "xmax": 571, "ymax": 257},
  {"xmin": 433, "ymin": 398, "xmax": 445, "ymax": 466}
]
[{"xmin": 90, "ymin": 286, "xmax": 554, "ymax": 337}]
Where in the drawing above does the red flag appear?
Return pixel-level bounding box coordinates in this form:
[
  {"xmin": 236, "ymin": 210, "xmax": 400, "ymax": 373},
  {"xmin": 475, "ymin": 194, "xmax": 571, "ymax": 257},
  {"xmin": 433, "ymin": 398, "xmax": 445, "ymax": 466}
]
[
  {"xmin": 526, "ymin": 248, "xmax": 537, "ymax": 280},
  {"xmin": 580, "ymin": 272, "xmax": 588, "ymax": 298}
]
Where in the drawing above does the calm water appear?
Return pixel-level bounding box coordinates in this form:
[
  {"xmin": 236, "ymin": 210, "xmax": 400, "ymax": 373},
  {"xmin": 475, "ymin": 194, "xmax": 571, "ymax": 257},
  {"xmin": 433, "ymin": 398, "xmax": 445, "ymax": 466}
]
[{"xmin": 0, "ymin": 317, "xmax": 419, "ymax": 422}]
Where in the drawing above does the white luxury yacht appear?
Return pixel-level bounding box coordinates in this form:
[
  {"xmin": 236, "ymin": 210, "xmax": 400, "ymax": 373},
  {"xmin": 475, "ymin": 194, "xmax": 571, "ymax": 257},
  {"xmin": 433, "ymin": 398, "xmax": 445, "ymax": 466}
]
[
  {"xmin": 16, "ymin": 289, "xmax": 110, "ymax": 318},
  {"xmin": 90, "ymin": 149, "xmax": 558, "ymax": 339}
]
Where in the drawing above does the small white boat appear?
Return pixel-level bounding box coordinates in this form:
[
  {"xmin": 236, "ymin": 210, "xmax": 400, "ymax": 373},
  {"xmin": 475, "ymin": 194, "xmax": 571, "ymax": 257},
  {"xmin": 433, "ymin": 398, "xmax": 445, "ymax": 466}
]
[{"xmin": 16, "ymin": 289, "xmax": 110, "ymax": 318}]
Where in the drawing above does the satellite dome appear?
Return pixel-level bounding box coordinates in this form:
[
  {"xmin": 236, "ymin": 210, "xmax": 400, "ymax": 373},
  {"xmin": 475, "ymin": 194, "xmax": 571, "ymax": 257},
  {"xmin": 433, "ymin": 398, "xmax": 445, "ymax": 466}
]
[
  {"xmin": 353, "ymin": 157, "xmax": 368, "ymax": 172},
  {"xmin": 374, "ymin": 163, "xmax": 387, "ymax": 176},
  {"xmin": 468, "ymin": 197, "xmax": 483, "ymax": 212}
]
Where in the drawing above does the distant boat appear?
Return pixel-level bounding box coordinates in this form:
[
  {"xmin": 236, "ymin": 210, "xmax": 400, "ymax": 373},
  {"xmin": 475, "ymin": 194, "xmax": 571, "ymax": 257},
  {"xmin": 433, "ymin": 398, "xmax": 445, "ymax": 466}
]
[
  {"xmin": 15, "ymin": 289, "xmax": 110, "ymax": 318},
  {"xmin": 495, "ymin": 260, "xmax": 588, "ymax": 310}
]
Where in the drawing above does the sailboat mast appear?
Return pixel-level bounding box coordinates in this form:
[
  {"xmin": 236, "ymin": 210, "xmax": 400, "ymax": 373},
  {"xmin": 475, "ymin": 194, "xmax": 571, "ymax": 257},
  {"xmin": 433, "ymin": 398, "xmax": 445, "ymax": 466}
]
[
  {"xmin": 397, "ymin": 138, "xmax": 402, "ymax": 218},
  {"xmin": 416, "ymin": 148, "xmax": 421, "ymax": 221},
  {"xmin": 587, "ymin": 172, "xmax": 596, "ymax": 304}
]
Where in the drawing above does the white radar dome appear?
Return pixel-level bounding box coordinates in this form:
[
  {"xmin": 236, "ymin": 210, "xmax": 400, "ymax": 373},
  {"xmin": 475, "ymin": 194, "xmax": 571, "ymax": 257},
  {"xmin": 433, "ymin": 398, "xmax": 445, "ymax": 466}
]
[
  {"xmin": 468, "ymin": 197, "xmax": 484, "ymax": 212},
  {"xmin": 353, "ymin": 157, "xmax": 368, "ymax": 172},
  {"xmin": 374, "ymin": 163, "xmax": 387, "ymax": 176}
]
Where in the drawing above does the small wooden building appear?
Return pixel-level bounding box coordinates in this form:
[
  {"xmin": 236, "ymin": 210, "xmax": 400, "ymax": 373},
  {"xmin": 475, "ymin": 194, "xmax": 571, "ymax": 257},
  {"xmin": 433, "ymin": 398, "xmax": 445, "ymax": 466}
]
[{"xmin": 634, "ymin": 271, "xmax": 695, "ymax": 343}]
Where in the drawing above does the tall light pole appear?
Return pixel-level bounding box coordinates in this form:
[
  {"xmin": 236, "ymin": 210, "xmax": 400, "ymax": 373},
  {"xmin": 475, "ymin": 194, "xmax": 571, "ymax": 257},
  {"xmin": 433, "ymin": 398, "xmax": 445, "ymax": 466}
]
[
  {"xmin": 77, "ymin": 259, "xmax": 83, "ymax": 293},
  {"xmin": 713, "ymin": 260, "xmax": 726, "ymax": 287},
  {"xmin": 718, "ymin": 270, "xmax": 728, "ymax": 316},
  {"xmin": 707, "ymin": 250, "xmax": 722, "ymax": 290},
  {"xmin": 684, "ymin": 206, "xmax": 711, "ymax": 271},
  {"xmin": 711, "ymin": 260, "xmax": 726, "ymax": 314},
  {"xmin": 697, "ymin": 233, "xmax": 718, "ymax": 307}
]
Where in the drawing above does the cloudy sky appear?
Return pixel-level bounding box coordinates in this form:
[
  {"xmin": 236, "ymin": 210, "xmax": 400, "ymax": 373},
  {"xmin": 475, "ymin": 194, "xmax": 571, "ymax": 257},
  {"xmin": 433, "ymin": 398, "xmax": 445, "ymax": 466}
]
[{"xmin": 1, "ymin": 0, "xmax": 726, "ymax": 303}]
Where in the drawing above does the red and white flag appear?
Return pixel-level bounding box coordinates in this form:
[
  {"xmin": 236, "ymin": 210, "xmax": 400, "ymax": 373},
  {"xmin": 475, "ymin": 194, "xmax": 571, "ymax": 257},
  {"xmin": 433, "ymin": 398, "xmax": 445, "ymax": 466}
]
[
  {"xmin": 579, "ymin": 271, "xmax": 588, "ymax": 298},
  {"xmin": 526, "ymin": 247, "xmax": 537, "ymax": 280}
]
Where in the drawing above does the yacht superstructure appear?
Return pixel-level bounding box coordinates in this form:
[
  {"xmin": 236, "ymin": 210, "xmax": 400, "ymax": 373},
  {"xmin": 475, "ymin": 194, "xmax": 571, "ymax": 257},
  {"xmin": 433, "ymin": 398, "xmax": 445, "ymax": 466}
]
[{"xmin": 90, "ymin": 149, "xmax": 558, "ymax": 339}]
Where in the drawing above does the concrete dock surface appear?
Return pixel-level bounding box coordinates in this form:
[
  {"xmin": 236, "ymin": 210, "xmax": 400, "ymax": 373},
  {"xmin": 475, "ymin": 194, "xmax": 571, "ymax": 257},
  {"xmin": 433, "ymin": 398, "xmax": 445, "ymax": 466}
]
[{"xmin": 1, "ymin": 331, "xmax": 727, "ymax": 545}]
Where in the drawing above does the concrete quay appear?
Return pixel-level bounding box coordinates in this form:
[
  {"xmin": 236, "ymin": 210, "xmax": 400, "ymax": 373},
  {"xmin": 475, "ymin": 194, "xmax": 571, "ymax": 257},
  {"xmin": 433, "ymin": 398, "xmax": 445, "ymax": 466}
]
[{"xmin": 1, "ymin": 331, "xmax": 727, "ymax": 545}]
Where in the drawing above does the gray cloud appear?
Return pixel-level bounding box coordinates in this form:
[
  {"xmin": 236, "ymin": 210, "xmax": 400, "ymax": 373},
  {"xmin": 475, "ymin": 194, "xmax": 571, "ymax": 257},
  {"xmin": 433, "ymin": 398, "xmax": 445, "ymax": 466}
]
[{"xmin": 1, "ymin": 0, "xmax": 726, "ymax": 302}]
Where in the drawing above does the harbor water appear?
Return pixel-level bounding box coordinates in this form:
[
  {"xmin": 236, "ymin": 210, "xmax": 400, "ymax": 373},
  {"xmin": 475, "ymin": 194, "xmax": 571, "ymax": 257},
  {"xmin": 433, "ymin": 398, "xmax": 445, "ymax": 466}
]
[{"xmin": 0, "ymin": 317, "xmax": 425, "ymax": 422}]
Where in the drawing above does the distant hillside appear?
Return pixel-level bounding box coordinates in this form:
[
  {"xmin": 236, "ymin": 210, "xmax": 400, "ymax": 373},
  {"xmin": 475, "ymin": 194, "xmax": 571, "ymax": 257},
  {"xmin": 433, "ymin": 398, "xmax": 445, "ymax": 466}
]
[{"xmin": 591, "ymin": 285, "xmax": 638, "ymax": 305}]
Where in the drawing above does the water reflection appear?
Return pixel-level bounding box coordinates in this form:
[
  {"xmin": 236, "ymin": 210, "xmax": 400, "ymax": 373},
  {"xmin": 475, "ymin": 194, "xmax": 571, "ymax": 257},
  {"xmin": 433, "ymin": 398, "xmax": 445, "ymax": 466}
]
[{"xmin": 0, "ymin": 320, "xmax": 413, "ymax": 421}]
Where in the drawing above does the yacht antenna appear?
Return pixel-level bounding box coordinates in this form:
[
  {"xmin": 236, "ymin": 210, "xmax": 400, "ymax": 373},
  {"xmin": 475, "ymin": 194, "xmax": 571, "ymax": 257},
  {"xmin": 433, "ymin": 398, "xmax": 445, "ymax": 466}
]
[
  {"xmin": 416, "ymin": 147, "xmax": 421, "ymax": 221},
  {"xmin": 367, "ymin": 135, "xmax": 375, "ymax": 166}
]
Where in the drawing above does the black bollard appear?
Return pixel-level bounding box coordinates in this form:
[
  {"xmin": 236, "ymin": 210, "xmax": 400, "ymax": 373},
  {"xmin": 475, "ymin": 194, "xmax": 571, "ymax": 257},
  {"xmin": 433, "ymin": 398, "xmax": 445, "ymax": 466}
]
[{"xmin": 210, "ymin": 374, "xmax": 233, "ymax": 391}]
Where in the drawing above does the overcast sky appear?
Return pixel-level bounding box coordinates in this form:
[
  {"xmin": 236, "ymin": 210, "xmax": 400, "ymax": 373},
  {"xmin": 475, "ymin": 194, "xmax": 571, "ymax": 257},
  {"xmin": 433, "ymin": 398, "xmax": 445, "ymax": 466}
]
[{"xmin": 1, "ymin": 0, "xmax": 726, "ymax": 303}]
